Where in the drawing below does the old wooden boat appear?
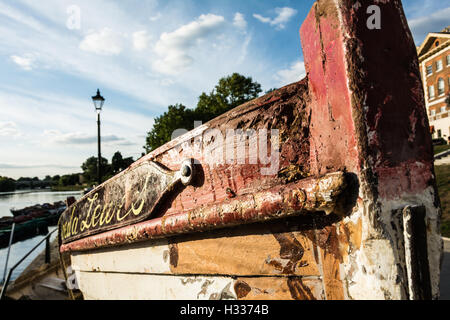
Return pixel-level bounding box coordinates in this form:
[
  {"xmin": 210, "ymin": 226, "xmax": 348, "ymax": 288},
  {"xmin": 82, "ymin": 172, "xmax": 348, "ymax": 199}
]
[
  {"xmin": 0, "ymin": 201, "xmax": 66, "ymax": 249},
  {"xmin": 10, "ymin": 201, "xmax": 66, "ymax": 217},
  {"xmin": 58, "ymin": 0, "xmax": 443, "ymax": 300},
  {"xmin": 0, "ymin": 218, "xmax": 49, "ymax": 248}
]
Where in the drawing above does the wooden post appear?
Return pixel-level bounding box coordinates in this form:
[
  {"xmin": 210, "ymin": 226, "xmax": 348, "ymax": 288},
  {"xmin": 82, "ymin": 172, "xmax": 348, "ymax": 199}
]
[{"xmin": 300, "ymin": 0, "xmax": 441, "ymax": 299}]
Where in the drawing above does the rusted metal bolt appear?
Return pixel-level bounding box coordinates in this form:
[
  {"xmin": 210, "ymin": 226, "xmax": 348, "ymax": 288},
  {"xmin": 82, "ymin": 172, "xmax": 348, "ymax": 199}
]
[
  {"xmin": 226, "ymin": 188, "xmax": 236, "ymax": 198},
  {"xmin": 181, "ymin": 165, "xmax": 191, "ymax": 177}
]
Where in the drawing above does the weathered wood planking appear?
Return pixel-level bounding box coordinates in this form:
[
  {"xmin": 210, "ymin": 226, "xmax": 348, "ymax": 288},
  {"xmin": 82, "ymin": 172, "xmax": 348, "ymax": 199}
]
[
  {"xmin": 168, "ymin": 229, "xmax": 320, "ymax": 277},
  {"xmin": 69, "ymin": 215, "xmax": 351, "ymax": 299},
  {"xmin": 133, "ymin": 79, "xmax": 311, "ymax": 217},
  {"xmin": 74, "ymin": 271, "xmax": 324, "ymax": 300},
  {"xmin": 71, "ymin": 217, "xmax": 322, "ymax": 277},
  {"xmin": 60, "ymin": 160, "xmax": 195, "ymax": 244},
  {"xmin": 60, "ymin": 0, "xmax": 443, "ymax": 300},
  {"xmin": 60, "ymin": 171, "xmax": 349, "ymax": 253}
]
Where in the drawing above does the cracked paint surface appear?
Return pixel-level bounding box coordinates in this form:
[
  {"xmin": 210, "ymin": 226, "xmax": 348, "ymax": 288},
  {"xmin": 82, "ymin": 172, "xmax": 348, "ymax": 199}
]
[{"xmin": 61, "ymin": 0, "xmax": 442, "ymax": 300}]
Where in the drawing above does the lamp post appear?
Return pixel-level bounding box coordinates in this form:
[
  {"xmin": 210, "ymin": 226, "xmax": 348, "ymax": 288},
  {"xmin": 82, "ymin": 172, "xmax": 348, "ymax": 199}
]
[{"xmin": 92, "ymin": 89, "xmax": 105, "ymax": 186}]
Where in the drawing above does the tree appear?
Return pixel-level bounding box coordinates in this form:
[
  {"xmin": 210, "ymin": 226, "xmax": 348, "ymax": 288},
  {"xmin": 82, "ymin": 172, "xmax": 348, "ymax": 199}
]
[
  {"xmin": 111, "ymin": 151, "xmax": 123, "ymax": 174},
  {"xmin": 0, "ymin": 176, "xmax": 16, "ymax": 192},
  {"xmin": 196, "ymin": 73, "xmax": 262, "ymax": 119},
  {"xmin": 81, "ymin": 156, "xmax": 111, "ymax": 183},
  {"xmin": 144, "ymin": 73, "xmax": 262, "ymax": 152},
  {"xmin": 265, "ymin": 88, "xmax": 277, "ymax": 94},
  {"xmin": 112, "ymin": 151, "xmax": 134, "ymax": 174},
  {"xmin": 122, "ymin": 157, "xmax": 134, "ymax": 171},
  {"xmin": 51, "ymin": 175, "xmax": 61, "ymax": 186},
  {"xmin": 145, "ymin": 104, "xmax": 197, "ymax": 153},
  {"xmin": 59, "ymin": 174, "xmax": 80, "ymax": 186}
]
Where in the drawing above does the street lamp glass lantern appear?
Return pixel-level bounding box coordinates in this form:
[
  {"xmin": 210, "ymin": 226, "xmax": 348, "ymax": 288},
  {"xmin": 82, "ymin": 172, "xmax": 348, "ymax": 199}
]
[{"xmin": 92, "ymin": 89, "xmax": 105, "ymax": 112}]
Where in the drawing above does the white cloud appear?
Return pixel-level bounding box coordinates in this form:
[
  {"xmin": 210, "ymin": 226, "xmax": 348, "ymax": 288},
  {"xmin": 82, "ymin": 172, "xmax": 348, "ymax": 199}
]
[
  {"xmin": 132, "ymin": 30, "xmax": 152, "ymax": 51},
  {"xmin": 10, "ymin": 54, "xmax": 36, "ymax": 70},
  {"xmin": 44, "ymin": 130, "xmax": 125, "ymax": 145},
  {"xmin": 0, "ymin": 87, "xmax": 154, "ymax": 171},
  {"xmin": 79, "ymin": 28, "xmax": 126, "ymax": 55},
  {"xmin": 0, "ymin": 163, "xmax": 79, "ymax": 170},
  {"xmin": 0, "ymin": 121, "xmax": 21, "ymax": 137},
  {"xmin": 0, "ymin": 1, "xmax": 274, "ymax": 178},
  {"xmin": 237, "ymin": 34, "xmax": 252, "ymax": 65},
  {"xmin": 0, "ymin": 2, "xmax": 46, "ymax": 34},
  {"xmin": 253, "ymin": 7, "xmax": 298, "ymax": 30},
  {"xmin": 0, "ymin": 1, "xmax": 265, "ymax": 111},
  {"xmin": 153, "ymin": 14, "xmax": 226, "ymax": 75},
  {"xmin": 253, "ymin": 14, "xmax": 271, "ymax": 24},
  {"xmin": 275, "ymin": 61, "xmax": 306, "ymax": 86},
  {"xmin": 408, "ymin": 7, "xmax": 450, "ymax": 44},
  {"xmin": 233, "ymin": 12, "xmax": 247, "ymax": 30},
  {"xmin": 149, "ymin": 13, "xmax": 162, "ymax": 22}
]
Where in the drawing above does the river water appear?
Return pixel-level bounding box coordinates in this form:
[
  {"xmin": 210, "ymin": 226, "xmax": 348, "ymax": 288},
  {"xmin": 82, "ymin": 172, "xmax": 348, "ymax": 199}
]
[{"xmin": 0, "ymin": 190, "xmax": 82, "ymax": 283}]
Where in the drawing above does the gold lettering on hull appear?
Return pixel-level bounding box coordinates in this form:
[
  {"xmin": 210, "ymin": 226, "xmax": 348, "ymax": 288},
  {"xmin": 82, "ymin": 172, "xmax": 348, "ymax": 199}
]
[{"xmin": 60, "ymin": 173, "xmax": 151, "ymax": 242}]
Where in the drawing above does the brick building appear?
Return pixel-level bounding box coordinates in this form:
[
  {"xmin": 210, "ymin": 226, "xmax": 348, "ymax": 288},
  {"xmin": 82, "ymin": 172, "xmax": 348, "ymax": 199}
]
[{"xmin": 417, "ymin": 27, "xmax": 450, "ymax": 141}]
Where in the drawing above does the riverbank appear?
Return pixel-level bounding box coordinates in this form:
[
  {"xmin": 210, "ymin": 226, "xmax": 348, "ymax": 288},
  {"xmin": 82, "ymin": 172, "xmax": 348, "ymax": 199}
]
[
  {"xmin": 50, "ymin": 185, "xmax": 85, "ymax": 192},
  {"xmin": 0, "ymin": 191, "xmax": 82, "ymax": 287},
  {"xmin": 0, "ymin": 190, "xmax": 82, "ymax": 218},
  {"xmin": 0, "ymin": 199, "xmax": 67, "ymax": 249}
]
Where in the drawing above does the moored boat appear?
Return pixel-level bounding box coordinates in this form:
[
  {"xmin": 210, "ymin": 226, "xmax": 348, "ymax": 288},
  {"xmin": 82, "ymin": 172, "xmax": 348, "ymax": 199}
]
[
  {"xmin": 0, "ymin": 201, "xmax": 66, "ymax": 249},
  {"xmin": 0, "ymin": 218, "xmax": 49, "ymax": 249},
  {"xmin": 57, "ymin": 0, "xmax": 443, "ymax": 300},
  {"xmin": 10, "ymin": 201, "xmax": 65, "ymax": 217}
]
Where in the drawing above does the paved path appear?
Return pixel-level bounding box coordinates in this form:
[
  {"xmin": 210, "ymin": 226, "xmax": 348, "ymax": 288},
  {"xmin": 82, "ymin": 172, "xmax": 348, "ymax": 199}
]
[
  {"xmin": 434, "ymin": 154, "xmax": 450, "ymax": 166},
  {"xmin": 441, "ymin": 238, "xmax": 450, "ymax": 300}
]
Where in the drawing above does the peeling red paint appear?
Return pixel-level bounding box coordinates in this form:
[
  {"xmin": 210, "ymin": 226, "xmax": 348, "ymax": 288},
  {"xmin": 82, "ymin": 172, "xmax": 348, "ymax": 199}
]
[
  {"xmin": 60, "ymin": 172, "xmax": 348, "ymax": 253},
  {"xmin": 60, "ymin": 0, "xmax": 442, "ymax": 301}
]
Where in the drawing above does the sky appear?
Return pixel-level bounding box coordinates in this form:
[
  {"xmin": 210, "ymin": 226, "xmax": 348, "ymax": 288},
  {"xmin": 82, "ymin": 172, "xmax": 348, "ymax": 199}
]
[{"xmin": 0, "ymin": 0, "xmax": 449, "ymax": 179}]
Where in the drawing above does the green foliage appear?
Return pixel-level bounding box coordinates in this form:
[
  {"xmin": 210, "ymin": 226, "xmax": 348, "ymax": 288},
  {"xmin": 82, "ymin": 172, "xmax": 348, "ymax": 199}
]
[
  {"xmin": 442, "ymin": 221, "xmax": 450, "ymax": 238},
  {"xmin": 0, "ymin": 176, "xmax": 16, "ymax": 192},
  {"xmin": 59, "ymin": 173, "xmax": 80, "ymax": 187},
  {"xmin": 144, "ymin": 73, "xmax": 262, "ymax": 152},
  {"xmin": 14, "ymin": 177, "xmax": 50, "ymax": 189},
  {"xmin": 434, "ymin": 144, "xmax": 450, "ymax": 155},
  {"xmin": 51, "ymin": 185, "xmax": 85, "ymax": 191},
  {"xmin": 145, "ymin": 104, "xmax": 197, "ymax": 153},
  {"xmin": 81, "ymin": 152, "xmax": 134, "ymax": 184},
  {"xmin": 51, "ymin": 175, "xmax": 61, "ymax": 185},
  {"xmin": 111, "ymin": 151, "xmax": 134, "ymax": 174},
  {"xmin": 435, "ymin": 164, "xmax": 450, "ymax": 237},
  {"xmin": 81, "ymin": 156, "xmax": 111, "ymax": 183},
  {"xmin": 196, "ymin": 73, "xmax": 262, "ymax": 118}
]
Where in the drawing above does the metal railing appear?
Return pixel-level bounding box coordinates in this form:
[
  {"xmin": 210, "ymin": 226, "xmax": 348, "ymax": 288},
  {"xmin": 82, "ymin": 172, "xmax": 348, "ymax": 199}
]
[
  {"xmin": 0, "ymin": 228, "xmax": 58, "ymax": 300},
  {"xmin": 2, "ymin": 223, "xmax": 15, "ymax": 284}
]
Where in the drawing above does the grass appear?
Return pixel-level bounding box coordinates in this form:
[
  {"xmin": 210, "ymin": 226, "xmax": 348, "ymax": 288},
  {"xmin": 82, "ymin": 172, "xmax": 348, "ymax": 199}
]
[
  {"xmin": 50, "ymin": 185, "xmax": 85, "ymax": 192},
  {"xmin": 434, "ymin": 144, "xmax": 450, "ymax": 155},
  {"xmin": 435, "ymin": 164, "xmax": 450, "ymax": 237}
]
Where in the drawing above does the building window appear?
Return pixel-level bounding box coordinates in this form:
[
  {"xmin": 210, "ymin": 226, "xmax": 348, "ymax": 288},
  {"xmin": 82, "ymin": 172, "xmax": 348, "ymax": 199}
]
[
  {"xmin": 438, "ymin": 129, "xmax": 441, "ymax": 138},
  {"xmin": 429, "ymin": 85, "xmax": 435, "ymax": 99},
  {"xmin": 430, "ymin": 109, "xmax": 436, "ymax": 116},
  {"xmin": 441, "ymin": 106, "xmax": 447, "ymax": 113},
  {"xmin": 447, "ymin": 55, "xmax": 450, "ymax": 66},
  {"xmin": 438, "ymin": 78, "xmax": 445, "ymax": 95},
  {"xmin": 436, "ymin": 60, "xmax": 443, "ymax": 72},
  {"xmin": 426, "ymin": 65, "xmax": 433, "ymax": 76}
]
